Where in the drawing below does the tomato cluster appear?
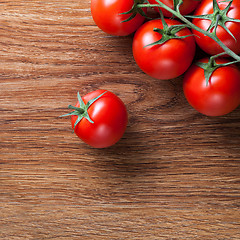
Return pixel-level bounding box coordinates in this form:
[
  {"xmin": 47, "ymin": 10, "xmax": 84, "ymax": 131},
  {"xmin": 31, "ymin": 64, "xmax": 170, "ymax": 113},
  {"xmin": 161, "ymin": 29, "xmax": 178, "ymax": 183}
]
[
  {"xmin": 62, "ymin": 0, "xmax": 240, "ymax": 148},
  {"xmin": 91, "ymin": 0, "xmax": 240, "ymax": 116}
]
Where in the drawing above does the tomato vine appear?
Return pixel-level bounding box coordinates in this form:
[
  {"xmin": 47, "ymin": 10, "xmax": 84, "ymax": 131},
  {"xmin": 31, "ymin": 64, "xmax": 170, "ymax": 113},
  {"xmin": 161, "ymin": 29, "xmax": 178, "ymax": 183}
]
[
  {"xmin": 136, "ymin": 0, "xmax": 240, "ymax": 62},
  {"xmin": 130, "ymin": 0, "xmax": 240, "ymax": 83}
]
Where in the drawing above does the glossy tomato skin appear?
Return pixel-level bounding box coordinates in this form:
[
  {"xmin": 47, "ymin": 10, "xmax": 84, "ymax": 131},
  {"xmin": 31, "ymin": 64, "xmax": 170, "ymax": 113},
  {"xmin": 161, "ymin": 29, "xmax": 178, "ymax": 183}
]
[
  {"xmin": 91, "ymin": 0, "xmax": 146, "ymax": 36},
  {"xmin": 183, "ymin": 58, "xmax": 240, "ymax": 116},
  {"xmin": 148, "ymin": 0, "xmax": 201, "ymax": 17},
  {"xmin": 71, "ymin": 90, "xmax": 128, "ymax": 148},
  {"xmin": 192, "ymin": 0, "xmax": 240, "ymax": 55},
  {"xmin": 132, "ymin": 19, "xmax": 196, "ymax": 80}
]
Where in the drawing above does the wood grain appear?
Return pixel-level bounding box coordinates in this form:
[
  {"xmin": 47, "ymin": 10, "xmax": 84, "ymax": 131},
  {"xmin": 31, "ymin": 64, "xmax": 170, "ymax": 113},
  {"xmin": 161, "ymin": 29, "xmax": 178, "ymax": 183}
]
[{"xmin": 0, "ymin": 1, "xmax": 240, "ymax": 239}]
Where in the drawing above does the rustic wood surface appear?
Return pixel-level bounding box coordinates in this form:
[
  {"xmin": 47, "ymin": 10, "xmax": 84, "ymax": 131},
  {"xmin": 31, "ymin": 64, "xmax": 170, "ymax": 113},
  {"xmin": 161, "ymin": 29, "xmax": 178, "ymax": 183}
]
[{"xmin": 0, "ymin": 1, "xmax": 240, "ymax": 239}]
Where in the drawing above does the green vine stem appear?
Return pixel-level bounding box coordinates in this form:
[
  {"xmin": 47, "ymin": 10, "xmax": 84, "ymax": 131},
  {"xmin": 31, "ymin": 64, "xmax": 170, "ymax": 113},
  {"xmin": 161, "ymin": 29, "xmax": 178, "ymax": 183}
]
[
  {"xmin": 196, "ymin": 52, "xmax": 240, "ymax": 85},
  {"xmin": 137, "ymin": 0, "xmax": 240, "ymax": 62}
]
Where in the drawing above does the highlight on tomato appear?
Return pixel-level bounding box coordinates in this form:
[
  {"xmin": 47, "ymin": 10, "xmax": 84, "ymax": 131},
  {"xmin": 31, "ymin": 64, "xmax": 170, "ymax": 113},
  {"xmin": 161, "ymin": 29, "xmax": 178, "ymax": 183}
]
[
  {"xmin": 132, "ymin": 18, "xmax": 196, "ymax": 80},
  {"xmin": 183, "ymin": 58, "xmax": 240, "ymax": 116},
  {"xmin": 61, "ymin": 90, "xmax": 128, "ymax": 148},
  {"xmin": 191, "ymin": 0, "xmax": 240, "ymax": 56},
  {"xmin": 91, "ymin": 0, "xmax": 147, "ymax": 36}
]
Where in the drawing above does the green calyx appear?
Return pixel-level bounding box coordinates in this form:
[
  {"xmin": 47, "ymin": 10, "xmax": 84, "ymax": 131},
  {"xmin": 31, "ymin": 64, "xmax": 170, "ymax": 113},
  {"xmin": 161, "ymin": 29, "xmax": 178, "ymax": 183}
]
[
  {"xmin": 186, "ymin": 0, "xmax": 240, "ymax": 40},
  {"xmin": 137, "ymin": 0, "xmax": 240, "ymax": 61},
  {"xmin": 145, "ymin": 13, "xmax": 192, "ymax": 47},
  {"xmin": 60, "ymin": 91, "xmax": 107, "ymax": 129},
  {"xmin": 120, "ymin": 0, "xmax": 148, "ymax": 22},
  {"xmin": 196, "ymin": 53, "xmax": 238, "ymax": 86}
]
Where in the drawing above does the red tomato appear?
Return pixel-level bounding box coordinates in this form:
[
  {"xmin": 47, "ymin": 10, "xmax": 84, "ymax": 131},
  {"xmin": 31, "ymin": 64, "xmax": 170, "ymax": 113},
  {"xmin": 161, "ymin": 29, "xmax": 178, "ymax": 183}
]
[
  {"xmin": 91, "ymin": 0, "xmax": 146, "ymax": 36},
  {"xmin": 183, "ymin": 58, "xmax": 240, "ymax": 116},
  {"xmin": 132, "ymin": 18, "xmax": 196, "ymax": 80},
  {"xmin": 192, "ymin": 0, "xmax": 240, "ymax": 55},
  {"xmin": 148, "ymin": 0, "xmax": 201, "ymax": 17},
  {"xmin": 67, "ymin": 90, "xmax": 128, "ymax": 148}
]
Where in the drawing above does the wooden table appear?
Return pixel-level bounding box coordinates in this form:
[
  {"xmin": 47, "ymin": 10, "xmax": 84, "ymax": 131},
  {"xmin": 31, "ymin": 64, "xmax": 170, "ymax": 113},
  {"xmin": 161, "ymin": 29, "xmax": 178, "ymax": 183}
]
[{"xmin": 1, "ymin": 1, "xmax": 240, "ymax": 239}]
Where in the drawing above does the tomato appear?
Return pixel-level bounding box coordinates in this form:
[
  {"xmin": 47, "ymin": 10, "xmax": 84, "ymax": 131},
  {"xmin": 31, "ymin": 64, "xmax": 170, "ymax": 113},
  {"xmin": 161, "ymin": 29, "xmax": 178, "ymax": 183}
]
[
  {"xmin": 63, "ymin": 90, "xmax": 128, "ymax": 148},
  {"xmin": 91, "ymin": 0, "xmax": 146, "ymax": 36},
  {"xmin": 132, "ymin": 18, "xmax": 196, "ymax": 80},
  {"xmin": 148, "ymin": 0, "xmax": 201, "ymax": 17},
  {"xmin": 183, "ymin": 58, "xmax": 240, "ymax": 116},
  {"xmin": 192, "ymin": 0, "xmax": 240, "ymax": 55}
]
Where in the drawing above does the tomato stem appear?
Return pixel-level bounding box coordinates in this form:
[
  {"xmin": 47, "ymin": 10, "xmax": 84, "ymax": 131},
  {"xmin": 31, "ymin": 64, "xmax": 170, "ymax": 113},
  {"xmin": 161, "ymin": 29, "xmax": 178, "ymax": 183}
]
[
  {"xmin": 60, "ymin": 91, "xmax": 108, "ymax": 129},
  {"xmin": 137, "ymin": 0, "xmax": 240, "ymax": 62},
  {"xmin": 196, "ymin": 52, "xmax": 240, "ymax": 85},
  {"xmin": 68, "ymin": 105, "xmax": 85, "ymax": 114}
]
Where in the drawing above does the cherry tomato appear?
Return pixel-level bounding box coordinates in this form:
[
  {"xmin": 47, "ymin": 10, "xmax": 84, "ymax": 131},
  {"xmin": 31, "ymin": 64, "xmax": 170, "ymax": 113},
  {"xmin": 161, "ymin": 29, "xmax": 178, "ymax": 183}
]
[
  {"xmin": 64, "ymin": 90, "xmax": 128, "ymax": 148},
  {"xmin": 91, "ymin": 0, "xmax": 146, "ymax": 36},
  {"xmin": 192, "ymin": 0, "xmax": 240, "ymax": 55},
  {"xmin": 132, "ymin": 18, "xmax": 196, "ymax": 80},
  {"xmin": 148, "ymin": 0, "xmax": 201, "ymax": 17},
  {"xmin": 183, "ymin": 58, "xmax": 240, "ymax": 116}
]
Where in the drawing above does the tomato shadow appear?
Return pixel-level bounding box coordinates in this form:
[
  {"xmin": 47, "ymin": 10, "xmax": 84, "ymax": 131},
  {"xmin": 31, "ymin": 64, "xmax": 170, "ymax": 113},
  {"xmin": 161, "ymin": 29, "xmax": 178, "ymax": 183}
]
[
  {"xmin": 90, "ymin": 114, "xmax": 171, "ymax": 183},
  {"xmin": 89, "ymin": 123, "xmax": 166, "ymax": 199},
  {"xmin": 207, "ymin": 108, "xmax": 240, "ymax": 154}
]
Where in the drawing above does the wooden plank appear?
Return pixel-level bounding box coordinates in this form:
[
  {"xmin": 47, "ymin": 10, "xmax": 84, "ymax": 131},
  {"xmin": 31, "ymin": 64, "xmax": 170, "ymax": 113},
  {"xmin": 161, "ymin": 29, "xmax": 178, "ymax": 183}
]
[{"xmin": 0, "ymin": 1, "xmax": 240, "ymax": 239}]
